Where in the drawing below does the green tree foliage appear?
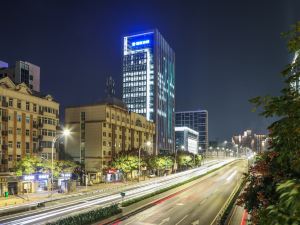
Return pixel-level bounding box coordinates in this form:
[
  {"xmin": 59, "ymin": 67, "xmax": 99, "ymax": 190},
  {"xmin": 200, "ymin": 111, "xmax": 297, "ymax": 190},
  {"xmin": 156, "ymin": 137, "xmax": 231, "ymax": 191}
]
[
  {"xmin": 15, "ymin": 157, "xmax": 76, "ymax": 178},
  {"xmin": 238, "ymin": 22, "xmax": 300, "ymax": 224},
  {"xmin": 148, "ymin": 155, "xmax": 173, "ymax": 175}
]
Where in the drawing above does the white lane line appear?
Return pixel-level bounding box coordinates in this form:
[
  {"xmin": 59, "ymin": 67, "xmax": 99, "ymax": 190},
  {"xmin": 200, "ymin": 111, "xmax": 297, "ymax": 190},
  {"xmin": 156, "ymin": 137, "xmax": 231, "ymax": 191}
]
[
  {"xmin": 226, "ymin": 171, "xmax": 237, "ymax": 181},
  {"xmin": 175, "ymin": 214, "xmax": 188, "ymax": 225}
]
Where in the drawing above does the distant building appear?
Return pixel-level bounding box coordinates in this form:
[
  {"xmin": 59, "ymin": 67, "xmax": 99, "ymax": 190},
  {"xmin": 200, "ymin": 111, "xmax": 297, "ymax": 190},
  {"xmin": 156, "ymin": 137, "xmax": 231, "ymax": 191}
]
[
  {"xmin": 0, "ymin": 77, "xmax": 59, "ymax": 173},
  {"xmin": 175, "ymin": 110, "xmax": 208, "ymax": 154},
  {"xmin": 232, "ymin": 130, "xmax": 267, "ymax": 153},
  {"xmin": 64, "ymin": 96, "xmax": 155, "ymax": 182},
  {"xmin": 175, "ymin": 127, "xmax": 198, "ymax": 154},
  {"xmin": 122, "ymin": 29, "xmax": 175, "ymax": 154},
  {"xmin": 0, "ymin": 61, "xmax": 40, "ymax": 92}
]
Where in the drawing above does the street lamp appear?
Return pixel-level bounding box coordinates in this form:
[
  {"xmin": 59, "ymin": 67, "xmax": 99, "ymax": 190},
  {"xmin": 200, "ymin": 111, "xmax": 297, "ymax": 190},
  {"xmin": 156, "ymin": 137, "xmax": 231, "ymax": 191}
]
[
  {"xmin": 50, "ymin": 129, "xmax": 71, "ymax": 197},
  {"xmin": 138, "ymin": 141, "xmax": 151, "ymax": 182}
]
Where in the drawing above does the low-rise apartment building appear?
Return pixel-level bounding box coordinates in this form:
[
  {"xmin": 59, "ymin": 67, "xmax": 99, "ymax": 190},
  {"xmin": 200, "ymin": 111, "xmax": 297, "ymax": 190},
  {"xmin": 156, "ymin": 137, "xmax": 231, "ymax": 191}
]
[
  {"xmin": 65, "ymin": 97, "xmax": 155, "ymax": 178},
  {"xmin": 0, "ymin": 77, "xmax": 59, "ymax": 172}
]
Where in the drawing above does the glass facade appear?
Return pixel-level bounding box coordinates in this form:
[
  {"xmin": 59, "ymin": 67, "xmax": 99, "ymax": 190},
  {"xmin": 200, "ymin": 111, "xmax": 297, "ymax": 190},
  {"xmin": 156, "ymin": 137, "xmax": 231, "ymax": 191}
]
[
  {"xmin": 175, "ymin": 110, "xmax": 208, "ymax": 153},
  {"xmin": 123, "ymin": 30, "xmax": 175, "ymax": 154}
]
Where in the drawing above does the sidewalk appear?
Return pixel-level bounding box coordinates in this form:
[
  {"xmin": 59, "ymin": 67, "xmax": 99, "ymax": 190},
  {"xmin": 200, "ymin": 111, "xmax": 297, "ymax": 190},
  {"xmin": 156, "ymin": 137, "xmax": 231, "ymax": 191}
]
[{"xmin": 0, "ymin": 180, "xmax": 137, "ymax": 208}]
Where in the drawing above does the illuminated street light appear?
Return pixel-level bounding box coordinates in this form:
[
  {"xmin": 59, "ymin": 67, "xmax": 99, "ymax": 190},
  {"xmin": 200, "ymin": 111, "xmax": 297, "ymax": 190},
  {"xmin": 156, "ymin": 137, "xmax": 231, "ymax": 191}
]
[{"xmin": 51, "ymin": 129, "xmax": 71, "ymax": 197}]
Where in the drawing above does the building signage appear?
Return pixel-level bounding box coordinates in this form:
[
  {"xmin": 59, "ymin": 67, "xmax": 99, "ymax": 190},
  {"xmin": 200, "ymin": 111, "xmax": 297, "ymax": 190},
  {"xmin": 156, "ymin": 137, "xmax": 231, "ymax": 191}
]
[
  {"xmin": 23, "ymin": 175, "xmax": 35, "ymax": 181},
  {"xmin": 38, "ymin": 174, "xmax": 49, "ymax": 179},
  {"xmin": 132, "ymin": 40, "xmax": 150, "ymax": 46}
]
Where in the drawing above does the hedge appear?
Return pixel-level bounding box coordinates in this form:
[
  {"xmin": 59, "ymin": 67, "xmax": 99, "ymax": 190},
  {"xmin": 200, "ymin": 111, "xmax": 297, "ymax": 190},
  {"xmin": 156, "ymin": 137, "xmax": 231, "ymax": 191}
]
[{"xmin": 45, "ymin": 204, "xmax": 121, "ymax": 225}]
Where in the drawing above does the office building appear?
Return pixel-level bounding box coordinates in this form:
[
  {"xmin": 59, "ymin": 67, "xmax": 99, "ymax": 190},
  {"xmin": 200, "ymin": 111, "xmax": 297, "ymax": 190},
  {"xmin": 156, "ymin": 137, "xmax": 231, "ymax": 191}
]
[
  {"xmin": 64, "ymin": 97, "xmax": 155, "ymax": 181},
  {"xmin": 0, "ymin": 77, "xmax": 59, "ymax": 172},
  {"xmin": 175, "ymin": 110, "xmax": 208, "ymax": 153},
  {"xmin": 0, "ymin": 61, "xmax": 40, "ymax": 92},
  {"xmin": 122, "ymin": 29, "xmax": 175, "ymax": 154},
  {"xmin": 175, "ymin": 127, "xmax": 198, "ymax": 154}
]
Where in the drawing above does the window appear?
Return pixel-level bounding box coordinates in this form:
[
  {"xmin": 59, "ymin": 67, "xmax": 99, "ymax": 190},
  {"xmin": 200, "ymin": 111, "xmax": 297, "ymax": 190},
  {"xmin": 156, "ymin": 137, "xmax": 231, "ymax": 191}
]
[
  {"xmin": 17, "ymin": 142, "xmax": 21, "ymax": 148},
  {"xmin": 17, "ymin": 128, "xmax": 21, "ymax": 135},
  {"xmin": 17, "ymin": 100, "xmax": 21, "ymax": 109},
  {"xmin": 17, "ymin": 115, "xmax": 22, "ymax": 122},
  {"xmin": 17, "ymin": 155, "xmax": 21, "ymax": 161},
  {"xmin": 8, "ymin": 155, "xmax": 13, "ymax": 161},
  {"xmin": 8, "ymin": 141, "xmax": 12, "ymax": 148},
  {"xmin": 26, "ymin": 116, "xmax": 30, "ymax": 124},
  {"xmin": 26, "ymin": 129, "xmax": 30, "ymax": 136},
  {"xmin": 26, "ymin": 142, "xmax": 30, "ymax": 153},
  {"xmin": 33, "ymin": 131, "xmax": 37, "ymax": 137},
  {"xmin": 106, "ymin": 112, "xmax": 109, "ymax": 118},
  {"xmin": 108, "ymin": 151, "xmax": 111, "ymax": 155},
  {"xmin": 26, "ymin": 102, "xmax": 30, "ymax": 111},
  {"xmin": 33, "ymin": 104, "xmax": 37, "ymax": 112},
  {"xmin": 103, "ymin": 123, "xmax": 106, "ymax": 127},
  {"xmin": 109, "ymin": 133, "xmax": 111, "ymax": 137},
  {"xmin": 8, "ymin": 128, "xmax": 13, "ymax": 135},
  {"xmin": 103, "ymin": 151, "xmax": 106, "ymax": 155},
  {"xmin": 81, "ymin": 112, "xmax": 85, "ymax": 121},
  {"xmin": 119, "ymin": 135, "xmax": 122, "ymax": 139},
  {"xmin": 103, "ymin": 141, "xmax": 106, "ymax": 146},
  {"xmin": 103, "ymin": 132, "xmax": 106, "ymax": 137},
  {"xmin": 108, "ymin": 142, "xmax": 111, "ymax": 147},
  {"xmin": 9, "ymin": 98, "xmax": 13, "ymax": 107}
]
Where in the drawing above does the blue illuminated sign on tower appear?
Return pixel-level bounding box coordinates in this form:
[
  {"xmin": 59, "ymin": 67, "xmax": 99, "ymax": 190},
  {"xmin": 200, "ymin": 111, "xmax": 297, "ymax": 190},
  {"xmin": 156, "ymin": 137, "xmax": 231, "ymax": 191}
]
[{"xmin": 122, "ymin": 29, "xmax": 175, "ymax": 154}]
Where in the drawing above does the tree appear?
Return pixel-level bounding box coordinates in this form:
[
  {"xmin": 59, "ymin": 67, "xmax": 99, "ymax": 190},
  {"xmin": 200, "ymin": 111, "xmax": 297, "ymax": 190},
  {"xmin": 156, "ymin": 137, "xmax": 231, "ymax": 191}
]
[
  {"xmin": 112, "ymin": 155, "xmax": 144, "ymax": 180},
  {"xmin": 148, "ymin": 155, "xmax": 173, "ymax": 176},
  {"xmin": 15, "ymin": 156, "xmax": 40, "ymax": 176},
  {"xmin": 238, "ymin": 22, "xmax": 300, "ymax": 224}
]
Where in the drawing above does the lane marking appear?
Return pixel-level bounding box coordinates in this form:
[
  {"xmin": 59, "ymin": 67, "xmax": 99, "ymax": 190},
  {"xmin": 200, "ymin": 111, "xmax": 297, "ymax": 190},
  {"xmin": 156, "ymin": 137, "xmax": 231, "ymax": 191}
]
[
  {"xmin": 175, "ymin": 214, "xmax": 188, "ymax": 225},
  {"xmin": 226, "ymin": 171, "xmax": 237, "ymax": 181}
]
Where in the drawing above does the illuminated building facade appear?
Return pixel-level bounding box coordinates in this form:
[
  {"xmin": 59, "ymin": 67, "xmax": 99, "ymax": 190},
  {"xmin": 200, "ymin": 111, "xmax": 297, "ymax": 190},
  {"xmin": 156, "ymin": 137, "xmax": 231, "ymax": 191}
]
[
  {"xmin": 122, "ymin": 29, "xmax": 175, "ymax": 154},
  {"xmin": 175, "ymin": 127, "xmax": 198, "ymax": 154},
  {"xmin": 175, "ymin": 110, "xmax": 208, "ymax": 154}
]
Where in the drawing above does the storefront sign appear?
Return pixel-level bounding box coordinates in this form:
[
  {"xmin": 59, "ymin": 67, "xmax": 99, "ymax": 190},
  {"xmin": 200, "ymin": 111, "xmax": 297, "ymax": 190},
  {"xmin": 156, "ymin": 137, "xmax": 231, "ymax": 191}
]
[
  {"xmin": 38, "ymin": 174, "xmax": 49, "ymax": 179},
  {"xmin": 23, "ymin": 175, "xmax": 35, "ymax": 180}
]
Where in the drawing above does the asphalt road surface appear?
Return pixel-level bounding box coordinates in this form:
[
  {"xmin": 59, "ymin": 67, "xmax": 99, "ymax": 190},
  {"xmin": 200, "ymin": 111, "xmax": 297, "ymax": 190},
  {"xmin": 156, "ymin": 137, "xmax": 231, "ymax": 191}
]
[{"xmin": 117, "ymin": 160, "xmax": 246, "ymax": 225}]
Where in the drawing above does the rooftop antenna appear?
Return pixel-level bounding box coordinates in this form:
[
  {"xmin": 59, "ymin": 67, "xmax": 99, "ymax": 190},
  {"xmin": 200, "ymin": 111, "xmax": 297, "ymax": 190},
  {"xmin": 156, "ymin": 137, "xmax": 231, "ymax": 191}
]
[{"xmin": 105, "ymin": 76, "xmax": 115, "ymax": 97}]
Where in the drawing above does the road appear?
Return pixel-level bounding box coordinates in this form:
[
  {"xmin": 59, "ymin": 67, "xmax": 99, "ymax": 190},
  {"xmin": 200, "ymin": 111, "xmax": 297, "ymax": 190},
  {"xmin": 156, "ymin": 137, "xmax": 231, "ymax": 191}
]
[
  {"xmin": 0, "ymin": 159, "xmax": 234, "ymax": 225},
  {"xmin": 115, "ymin": 160, "xmax": 246, "ymax": 225}
]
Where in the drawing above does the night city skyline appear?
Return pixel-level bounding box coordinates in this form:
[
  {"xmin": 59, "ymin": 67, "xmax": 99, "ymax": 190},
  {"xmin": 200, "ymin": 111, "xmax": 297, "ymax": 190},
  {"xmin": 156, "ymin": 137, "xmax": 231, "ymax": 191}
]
[{"xmin": 0, "ymin": 0, "xmax": 300, "ymax": 142}]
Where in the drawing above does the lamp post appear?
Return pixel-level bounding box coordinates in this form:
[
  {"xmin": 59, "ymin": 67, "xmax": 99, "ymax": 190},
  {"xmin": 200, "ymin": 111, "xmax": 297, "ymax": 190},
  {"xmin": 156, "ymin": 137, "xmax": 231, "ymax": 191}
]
[
  {"xmin": 50, "ymin": 129, "xmax": 70, "ymax": 197},
  {"xmin": 138, "ymin": 141, "xmax": 151, "ymax": 182}
]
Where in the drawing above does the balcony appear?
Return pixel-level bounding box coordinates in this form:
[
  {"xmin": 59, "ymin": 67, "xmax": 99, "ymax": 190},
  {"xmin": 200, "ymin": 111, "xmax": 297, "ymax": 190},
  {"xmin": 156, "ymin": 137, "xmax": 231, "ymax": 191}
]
[
  {"xmin": 33, "ymin": 137, "xmax": 38, "ymax": 142},
  {"xmin": 39, "ymin": 110, "xmax": 44, "ymax": 115},
  {"xmin": 1, "ymin": 130, "xmax": 8, "ymax": 136},
  {"xmin": 33, "ymin": 122, "xmax": 38, "ymax": 129},
  {"xmin": 2, "ymin": 144, "xmax": 8, "ymax": 150},
  {"xmin": 2, "ymin": 101, "xmax": 8, "ymax": 107},
  {"xmin": 2, "ymin": 116, "xmax": 8, "ymax": 122}
]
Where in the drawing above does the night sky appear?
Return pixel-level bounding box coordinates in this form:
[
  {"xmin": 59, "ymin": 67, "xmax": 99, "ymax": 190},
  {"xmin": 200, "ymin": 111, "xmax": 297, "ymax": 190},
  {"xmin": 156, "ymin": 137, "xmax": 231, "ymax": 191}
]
[{"xmin": 0, "ymin": 0, "xmax": 299, "ymax": 141}]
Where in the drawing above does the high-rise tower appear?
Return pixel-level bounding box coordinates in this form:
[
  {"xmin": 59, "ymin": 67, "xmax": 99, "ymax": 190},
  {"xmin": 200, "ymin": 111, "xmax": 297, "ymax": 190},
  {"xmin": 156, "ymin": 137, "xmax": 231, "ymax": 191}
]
[{"xmin": 122, "ymin": 29, "xmax": 175, "ymax": 154}]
